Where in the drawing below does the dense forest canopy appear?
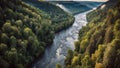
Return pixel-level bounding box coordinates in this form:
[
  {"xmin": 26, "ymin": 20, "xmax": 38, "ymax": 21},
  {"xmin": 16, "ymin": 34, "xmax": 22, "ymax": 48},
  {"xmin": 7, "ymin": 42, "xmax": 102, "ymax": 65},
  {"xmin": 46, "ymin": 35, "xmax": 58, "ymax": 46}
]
[
  {"xmin": 0, "ymin": 0, "xmax": 74, "ymax": 68},
  {"xmin": 65, "ymin": 0, "xmax": 120, "ymax": 68},
  {"xmin": 0, "ymin": 0, "xmax": 120, "ymax": 68},
  {"xmin": 25, "ymin": 0, "xmax": 74, "ymax": 32}
]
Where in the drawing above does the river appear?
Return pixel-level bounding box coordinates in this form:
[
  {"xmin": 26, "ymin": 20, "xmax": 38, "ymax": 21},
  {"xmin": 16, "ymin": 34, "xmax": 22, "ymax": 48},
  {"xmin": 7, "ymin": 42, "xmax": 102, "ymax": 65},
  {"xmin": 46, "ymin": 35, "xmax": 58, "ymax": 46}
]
[{"xmin": 33, "ymin": 11, "xmax": 90, "ymax": 68}]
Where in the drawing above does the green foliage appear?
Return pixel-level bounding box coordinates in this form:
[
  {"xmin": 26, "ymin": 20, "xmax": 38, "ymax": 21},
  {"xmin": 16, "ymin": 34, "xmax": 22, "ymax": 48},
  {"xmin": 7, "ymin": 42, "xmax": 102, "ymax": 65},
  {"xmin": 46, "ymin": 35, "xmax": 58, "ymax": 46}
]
[
  {"xmin": 1, "ymin": 33, "xmax": 9, "ymax": 44},
  {"xmin": 79, "ymin": 26, "xmax": 90, "ymax": 39},
  {"xmin": 114, "ymin": 19, "xmax": 120, "ymax": 39},
  {"xmin": 10, "ymin": 36, "xmax": 17, "ymax": 47},
  {"xmin": 65, "ymin": 0, "xmax": 120, "ymax": 68},
  {"xmin": 74, "ymin": 41, "xmax": 80, "ymax": 52},
  {"xmin": 2, "ymin": 22, "xmax": 12, "ymax": 33},
  {"xmin": 72, "ymin": 56, "xmax": 79, "ymax": 65},
  {"xmin": 0, "ymin": 43, "xmax": 7, "ymax": 54},
  {"xmin": 91, "ymin": 44, "xmax": 106, "ymax": 63},
  {"xmin": 104, "ymin": 26, "xmax": 113, "ymax": 43},
  {"xmin": 56, "ymin": 64, "xmax": 62, "ymax": 68},
  {"xmin": 103, "ymin": 39, "xmax": 120, "ymax": 68},
  {"xmin": 95, "ymin": 63, "xmax": 105, "ymax": 68},
  {"xmin": 80, "ymin": 38, "xmax": 89, "ymax": 52},
  {"xmin": 81, "ymin": 54, "xmax": 91, "ymax": 66},
  {"xmin": 65, "ymin": 49, "xmax": 74, "ymax": 65},
  {"xmin": 25, "ymin": 0, "xmax": 74, "ymax": 32},
  {"xmin": 23, "ymin": 27, "xmax": 33, "ymax": 38},
  {"xmin": 103, "ymin": 40, "xmax": 116, "ymax": 68},
  {"xmin": 0, "ymin": 0, "xmax": 74, "ymax": 67},
  {"xmin": 15, "ymin": 20, "xmax": 23, "ymax": 27},
  {"xmin": 5, "ymin": 48, "xmax": 18, "ymax": 64}
]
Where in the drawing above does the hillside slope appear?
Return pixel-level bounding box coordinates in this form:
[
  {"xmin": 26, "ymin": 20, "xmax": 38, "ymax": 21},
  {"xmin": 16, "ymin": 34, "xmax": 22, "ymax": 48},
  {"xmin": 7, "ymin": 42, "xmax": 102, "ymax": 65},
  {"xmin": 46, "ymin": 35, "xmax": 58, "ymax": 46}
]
[
  {"xmin": 53, "ymin": 1, "xmax": 102, "ymax": 15},
  {"xmin": 0, "ymin": 0, "xmax": 74, "ymax": 68},
  {"xmin": 25, "ymin": 0, "xmax": 74, "ymax": 32},
  {"xmin": 65, "ymin": 0, "xmax": 120, "ymax": 68}
]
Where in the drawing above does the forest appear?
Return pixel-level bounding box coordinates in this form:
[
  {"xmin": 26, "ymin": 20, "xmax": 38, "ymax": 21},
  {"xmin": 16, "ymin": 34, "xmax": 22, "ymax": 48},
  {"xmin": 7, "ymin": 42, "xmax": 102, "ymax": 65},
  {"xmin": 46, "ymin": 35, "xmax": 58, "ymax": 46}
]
[
  {"xmin": 0, "ymin": 0, "xmax": 74, "ymax": 68},
  {"xmin": 65, "ymin": 0, "xmax": 120, "ymax": 68},
  {"xmin": 0, "ymin": 0, "xmax": 120, "ymax": 68},
  {"xmin": 25, "ymin": 0, "xmax": 74, "ymax": 32}
]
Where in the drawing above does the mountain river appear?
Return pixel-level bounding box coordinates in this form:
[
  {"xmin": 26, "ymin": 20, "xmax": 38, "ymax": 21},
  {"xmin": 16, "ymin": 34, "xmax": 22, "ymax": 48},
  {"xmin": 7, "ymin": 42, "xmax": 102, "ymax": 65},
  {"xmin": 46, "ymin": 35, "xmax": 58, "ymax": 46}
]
[{"xmin": 33, "ymin": 10, "xmax": 91, "ymax": 68}]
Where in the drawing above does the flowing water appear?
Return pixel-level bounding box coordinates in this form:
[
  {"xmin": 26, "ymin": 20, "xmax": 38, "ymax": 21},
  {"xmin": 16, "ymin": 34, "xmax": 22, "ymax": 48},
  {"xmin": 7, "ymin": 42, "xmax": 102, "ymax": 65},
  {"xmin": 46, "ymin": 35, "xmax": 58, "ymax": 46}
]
[{"xmin": 33, "ymin": 11, "xmax": 90, "ymax": 68}]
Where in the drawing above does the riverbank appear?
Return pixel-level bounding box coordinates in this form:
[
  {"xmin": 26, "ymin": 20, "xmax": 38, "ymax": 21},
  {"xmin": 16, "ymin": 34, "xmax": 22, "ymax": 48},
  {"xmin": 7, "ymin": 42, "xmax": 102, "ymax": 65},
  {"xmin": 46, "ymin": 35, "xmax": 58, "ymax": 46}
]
[
  {"xmin": 32, "ymin": 10, "xmax": 90, "ymax": 68},
  {"xmin": 65, "ymin": 0, "xmax": 120, "ymax": 68}
]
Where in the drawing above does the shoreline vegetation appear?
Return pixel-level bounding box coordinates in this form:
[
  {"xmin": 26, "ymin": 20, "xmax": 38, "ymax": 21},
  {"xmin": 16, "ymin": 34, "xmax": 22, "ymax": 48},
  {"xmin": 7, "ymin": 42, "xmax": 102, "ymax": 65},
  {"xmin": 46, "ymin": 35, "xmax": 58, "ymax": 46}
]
[
  {"xmin": 0, "ymin": 0, "xmax": 119, "ymax": 68},
  {"xmin": 65, "ymin": 0, "xmax": 120, "ymax": 68},
  {"xmin": 0, "ymin": 0, "xmax": 74, "ymax": 68}
]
